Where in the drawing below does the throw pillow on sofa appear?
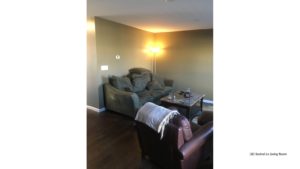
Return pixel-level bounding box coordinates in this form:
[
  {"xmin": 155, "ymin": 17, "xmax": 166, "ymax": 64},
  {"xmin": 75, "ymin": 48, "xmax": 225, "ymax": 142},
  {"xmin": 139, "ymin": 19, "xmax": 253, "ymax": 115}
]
[
  {"xmin": 109, "ymin": 75, "xmax": 133, "ymax": 92},
  {"xmin": 129, "ymin": 68, "xmax": 151, "ymax": 74},
  {"xmin": 131, "ymin": 73, "xmax": 151, "ymax": 92}
]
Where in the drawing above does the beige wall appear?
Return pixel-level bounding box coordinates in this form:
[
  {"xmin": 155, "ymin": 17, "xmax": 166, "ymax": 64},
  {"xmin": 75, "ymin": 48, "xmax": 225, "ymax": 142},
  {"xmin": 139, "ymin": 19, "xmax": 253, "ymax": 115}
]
[
  {"xmin": 87, "ymin": 17, "xmax": 99, "ymax": 108},
  {"xmin": 87, "ymin": 17, "xmax": 153, "ymax": 109},
  {"xmin": 155, "ymin": 29, "xmax": 213, "ymax": 100}
]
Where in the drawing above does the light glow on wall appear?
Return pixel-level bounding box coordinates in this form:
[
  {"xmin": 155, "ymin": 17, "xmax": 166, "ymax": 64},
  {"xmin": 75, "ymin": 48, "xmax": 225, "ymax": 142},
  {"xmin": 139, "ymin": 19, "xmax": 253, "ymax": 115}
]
[
  {"xmin": 144, "ymin": 42, "xmax": 164, "ymax": 57},
  {"xmin": 145, "ymin": 27, "xmax": 174, "ymax": 33},
  {"xmin": 87, "ymin": 19, "xmax": 95, "ymax": 32}
]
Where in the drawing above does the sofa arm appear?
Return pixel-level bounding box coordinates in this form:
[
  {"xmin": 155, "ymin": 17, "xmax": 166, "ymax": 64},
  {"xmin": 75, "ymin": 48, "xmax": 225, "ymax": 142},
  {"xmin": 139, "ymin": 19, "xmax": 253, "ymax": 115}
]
[
  {"xmin": 104, "ymin": 83, "xmax": 140, "ymax": 118},
  {"xmin": 164, "ymin": 78, "xmax": 174, "ymax": 87},
  {"xmin": 178, "ymin": 121, "xmax": 213, "ymax": 160}
]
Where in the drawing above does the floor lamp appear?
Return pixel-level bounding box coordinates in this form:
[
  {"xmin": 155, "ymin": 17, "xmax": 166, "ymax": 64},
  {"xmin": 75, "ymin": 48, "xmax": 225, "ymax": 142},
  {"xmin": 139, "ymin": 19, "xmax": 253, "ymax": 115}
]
[{"xmin": 150, "ymin": 47, "xmax": 160, "ymax": 74}]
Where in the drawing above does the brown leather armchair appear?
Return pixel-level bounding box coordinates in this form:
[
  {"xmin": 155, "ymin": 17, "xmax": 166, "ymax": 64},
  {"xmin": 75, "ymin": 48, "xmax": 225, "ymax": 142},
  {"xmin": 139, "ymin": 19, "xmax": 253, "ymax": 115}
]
[
  {"xmin": 135, "ymin": 114, "xmax": 213, "ymax": 169},
  {"xmin": 197, "ymin": 110, "xmax": 213, "ymax": 168},
  {"xmin": 197, "ymin": 110, "xmax": 213, "ymax": 126}
]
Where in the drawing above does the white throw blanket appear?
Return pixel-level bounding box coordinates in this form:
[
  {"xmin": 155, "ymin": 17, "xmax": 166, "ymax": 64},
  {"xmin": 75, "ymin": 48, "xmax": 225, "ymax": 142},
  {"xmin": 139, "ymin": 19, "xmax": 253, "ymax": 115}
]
[{"xmin": 135, "ymin": 102, "xmax": 179, "ymax": 139}]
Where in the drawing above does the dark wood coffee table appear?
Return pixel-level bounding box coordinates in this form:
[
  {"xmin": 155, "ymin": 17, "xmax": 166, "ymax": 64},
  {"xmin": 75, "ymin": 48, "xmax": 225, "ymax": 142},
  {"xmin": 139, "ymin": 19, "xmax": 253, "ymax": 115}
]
[{"xmin": 160, "ymin": 91, "xmax": 205, "ymax": 120}]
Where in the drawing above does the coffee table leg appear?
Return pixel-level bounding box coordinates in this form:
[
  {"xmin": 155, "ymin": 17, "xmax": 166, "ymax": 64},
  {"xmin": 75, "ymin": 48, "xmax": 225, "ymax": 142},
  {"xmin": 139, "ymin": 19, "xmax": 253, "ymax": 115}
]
[
  {"xmin": 199, "ymin": 98, "xmax": 204, "ymax": 112},
  {"xmin": 187, "ymin": 107, "xmax": 191, "ymax": 120}
]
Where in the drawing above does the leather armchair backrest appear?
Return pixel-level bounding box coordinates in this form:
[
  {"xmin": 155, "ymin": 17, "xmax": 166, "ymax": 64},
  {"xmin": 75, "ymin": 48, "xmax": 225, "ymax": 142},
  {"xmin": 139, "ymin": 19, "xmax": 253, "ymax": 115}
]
[
  {"xmin": 172, "ymin": 115, "xmax": 193, "ymax": 142},
  {"xmin": 197, "ymin": 111, "xmax": 213, "ymax": 125}
]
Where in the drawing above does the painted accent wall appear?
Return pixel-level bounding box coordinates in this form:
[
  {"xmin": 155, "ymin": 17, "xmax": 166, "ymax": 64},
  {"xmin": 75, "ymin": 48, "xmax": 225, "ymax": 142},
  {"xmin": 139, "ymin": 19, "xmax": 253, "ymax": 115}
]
[
  {"xmin": 155, "ymin": 29, "xmax": 213, "ymax": 100},
  {"xmin": 88, "ymin": 17, "xmax": 153, "ymax": 109}
]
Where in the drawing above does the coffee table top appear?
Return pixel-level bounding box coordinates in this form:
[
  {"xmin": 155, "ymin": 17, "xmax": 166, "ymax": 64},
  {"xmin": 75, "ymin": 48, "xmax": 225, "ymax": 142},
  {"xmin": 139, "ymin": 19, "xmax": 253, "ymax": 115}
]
[{"xmin": 160, "ymin": 90, "xmax": 205, "ymax": 108}]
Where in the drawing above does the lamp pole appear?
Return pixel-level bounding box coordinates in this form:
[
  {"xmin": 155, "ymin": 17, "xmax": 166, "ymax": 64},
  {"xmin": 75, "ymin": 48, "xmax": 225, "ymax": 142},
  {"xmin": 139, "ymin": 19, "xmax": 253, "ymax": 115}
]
[
  {"xmin": 154, "ymin": 53, "xmax": 157, "ymax": 74},
  {"xmin": 152, "ymin": 52, "xmax": 154, "ymax": 74},
  {"xmin": 151, "ymin": 47, "xmax": 160, "ymax": 74}
]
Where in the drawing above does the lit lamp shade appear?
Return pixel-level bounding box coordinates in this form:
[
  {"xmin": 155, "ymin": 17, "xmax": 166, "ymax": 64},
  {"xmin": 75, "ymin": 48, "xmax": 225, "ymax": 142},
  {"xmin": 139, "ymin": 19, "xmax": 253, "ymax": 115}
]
[{"xmin": 150, "ymin": 47, "xmax": 160, "ymax": 54}]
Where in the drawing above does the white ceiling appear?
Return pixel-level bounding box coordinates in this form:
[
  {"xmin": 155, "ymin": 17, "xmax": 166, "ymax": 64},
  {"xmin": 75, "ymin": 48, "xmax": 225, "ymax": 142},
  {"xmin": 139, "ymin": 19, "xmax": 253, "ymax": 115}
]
[{"xmin": 87, "ymin": 0, "xmax": 213, "ymax": 33}]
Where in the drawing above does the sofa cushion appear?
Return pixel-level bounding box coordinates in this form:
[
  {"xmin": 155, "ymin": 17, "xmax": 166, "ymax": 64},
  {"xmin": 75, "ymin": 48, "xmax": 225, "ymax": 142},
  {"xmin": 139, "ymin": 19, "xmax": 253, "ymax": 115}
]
[
  {"xmin": 131, "ymin": 73, "xmax": 151, "ymax": 92},
  {"xmin": 152, "ymin": 74, "xmax": 165, "ymax": 88},
  {"xmin": 146, "ymin": 80, "xmax": 164, "ymax": 90},
  {"xmin": 150, "ymin": 86, "xmax": 173, "ymax": 102},
  {"xmin": 109, "ymin": 76, "xmax": 133, "ymax": 91},
  {"xmin": 136, "ymin": 90, "xmax": 154, "ymax": 107}
]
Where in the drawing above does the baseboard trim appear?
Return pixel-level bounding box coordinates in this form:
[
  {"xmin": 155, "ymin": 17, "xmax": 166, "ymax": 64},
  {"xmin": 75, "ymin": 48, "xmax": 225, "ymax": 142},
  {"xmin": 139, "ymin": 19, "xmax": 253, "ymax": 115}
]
[
  {"xmin": 99, "ymin": 107, "xmax": 106, "ymax": 112},
  {"xmin": 87, "ymin": 105, "xmax": 100, "ymax": 112},
  {"xmin": 87, "ymin": 105, "xmax": 106, "ymax": 113},
  {"xmin": 203, "ymin": 99, "xmax": 213, "ymax": 104}
]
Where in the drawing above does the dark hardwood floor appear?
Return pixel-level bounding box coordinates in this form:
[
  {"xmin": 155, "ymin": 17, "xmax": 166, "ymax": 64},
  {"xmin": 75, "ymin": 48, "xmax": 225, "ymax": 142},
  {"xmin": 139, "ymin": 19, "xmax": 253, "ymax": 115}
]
[
  {"xmin": 87, "ymin": 109, "xmax": 160, "ymax": 169},
  {"xmin": 87, "ymin": 104, "xmax": 213, "ymax": 169}
]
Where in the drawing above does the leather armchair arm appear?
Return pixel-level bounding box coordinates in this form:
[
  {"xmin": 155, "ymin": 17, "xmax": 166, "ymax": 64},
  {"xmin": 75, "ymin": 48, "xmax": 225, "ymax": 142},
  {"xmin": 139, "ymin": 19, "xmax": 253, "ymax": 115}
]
[
  {"xmin": 104, "ymin": 83, "xmax": 140, "ymax": 117},
  {"xmin": 178, "ymin": 121, "xmax": 213, "ymax": 159}
]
